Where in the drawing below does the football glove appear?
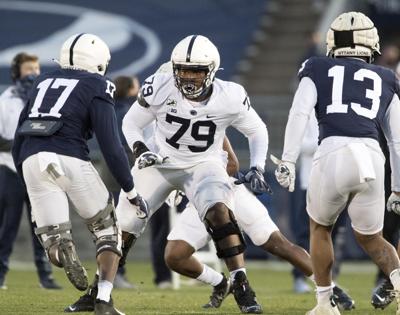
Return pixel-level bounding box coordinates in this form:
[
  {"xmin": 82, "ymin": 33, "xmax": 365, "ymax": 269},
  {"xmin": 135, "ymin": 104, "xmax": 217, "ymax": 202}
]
[
  {"xmin": 271, "ymin": 154, "xmax": 296, "ymax": 192},
  {"xmin": 128, "ymin": 194, "xmax": 149, "ymax": 219},
  {"xmin": 234, "ymin": 167, "xmax": 272, "ymax": 195},
  {"xmin": 137, "ymin": 151, "xmax": 168, "ymax": 169},
  {"xmin": 387, "ymin": 192, "xmax": 400, "ymax": 215}
]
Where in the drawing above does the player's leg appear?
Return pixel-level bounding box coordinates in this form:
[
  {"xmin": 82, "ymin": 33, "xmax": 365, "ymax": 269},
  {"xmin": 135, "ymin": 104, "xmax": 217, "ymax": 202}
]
[
  {"xmin": 22, "ymin": 154, "xmax": 89, "ymax": 292},
  {"xmin": 62, "ymin": 157, "xmax": 126, "ymax": 315},
  {"xmin": 305, "ymin": 150, "xmax": 352, "ymax": 315},
  {"xmin": 184, "ymin": 162, "xmax": 261, "ymax": 314},
  {"xmin": 165, "ymin": 204, "xmax": 231, "ymax": 308},
  {"xmin": 65, "ymin": 165, "xmax": 174, "ymax": 313},
  {"xmin": 348, "ymin": 151, "xmax": 400, "ymax": 312}
]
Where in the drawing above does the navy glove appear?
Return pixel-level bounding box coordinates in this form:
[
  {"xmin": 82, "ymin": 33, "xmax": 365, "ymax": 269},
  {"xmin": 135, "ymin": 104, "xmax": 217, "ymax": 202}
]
[
  {"xmin": 234, "ymin": 167, "xmax": 272, "ymax": 195},
  {"xmin": 128, "ymin": 194, "xmax": 149, "ymax": 219}
]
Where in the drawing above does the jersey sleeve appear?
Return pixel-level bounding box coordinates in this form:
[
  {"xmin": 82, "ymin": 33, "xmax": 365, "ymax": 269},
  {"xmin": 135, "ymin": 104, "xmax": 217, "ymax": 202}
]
[
  {"xmin": 230, "ymin": 84, "xmax": 269, "ymax": 170},
  {"xmin": 137, "ymin": 73, "xmax": 172, "ymax": 108},
  {"xmin": 90, "ymin": 76, "xmax": 116, "ymax": 106},
  {"xmin": 89, "ymin": 97, "xmax": 134, "ymax": 193},
  {"xmin": 297, "ymin": 57, "xmax": 316, "ymax": 82}
]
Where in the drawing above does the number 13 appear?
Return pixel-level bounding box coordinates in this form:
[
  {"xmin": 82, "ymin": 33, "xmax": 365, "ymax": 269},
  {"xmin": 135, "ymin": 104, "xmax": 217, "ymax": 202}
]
[{"xmin": 327, "ymin": 65, "xmax": 382, "ymax": 119}]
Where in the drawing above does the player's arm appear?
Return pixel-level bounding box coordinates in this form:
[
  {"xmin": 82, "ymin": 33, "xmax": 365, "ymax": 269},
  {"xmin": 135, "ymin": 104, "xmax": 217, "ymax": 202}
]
[
  {"xmin": 272, "ymin": 76, "xmax": 317, "ymax": 192},
  {"xmin": 88, "ymin": 97, "xmax": 146, "ymax": 218},
  {"xmin": 231, "ymin": 92, "xmax": 271, "ymax": 194},
  {"xmin": 223, "ymin": 136, "xmax": 239, "ymax": 176},
  {"xmin": 382, "ymin": 92, "xmax": 400, "ymax": 214},
  {"xmin": 122, "ymin": 101, "xmax": 166, "ymax": 169}
]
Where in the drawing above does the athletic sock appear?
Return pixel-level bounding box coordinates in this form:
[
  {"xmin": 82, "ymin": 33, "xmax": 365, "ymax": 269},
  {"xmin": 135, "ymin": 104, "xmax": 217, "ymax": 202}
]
[
  {"xmin": 316, "ymin": 285, "xmax": 333, "ymax": 305},
  {"xmin": 196, "ymin": 264, "xmax": 223, "ymax": 286},
  {"xmin": 97, "ymin": 280, "xmax": 113, "ymax": 302},
  {"xmin": 390, "ymin": 268, "xmax": 400, "ymax": 290}
]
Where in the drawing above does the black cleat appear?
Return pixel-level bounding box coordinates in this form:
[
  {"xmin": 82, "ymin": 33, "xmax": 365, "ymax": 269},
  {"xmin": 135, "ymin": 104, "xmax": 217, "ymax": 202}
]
[
  {"xmin": 95, "ymin": 298, "xmax": 125, "ymax": 315},
  {"xmin": 40, "ymin": 277, "xmax": 62, "ymax": 289},
  {"xmin": 232, "ymin": 271, "xmax": 262, "ymax": 314},
  {"xmin": 59, "ymin": 239, "xmax": 88, "ymax": 291},
  {"xmin": 64, "ymin": 278, "xmax": 98, "ymax": 312},
  {"xmin": 371, "ymin": 278, "xmax": 394, "ymax": 310},
  {"xmin": 202, "ymin": 273, "xmax": 232, "ymax": 308},
  {"xmin": 332, "ymin": 285, "xmax": 355, "ymax": 310}
]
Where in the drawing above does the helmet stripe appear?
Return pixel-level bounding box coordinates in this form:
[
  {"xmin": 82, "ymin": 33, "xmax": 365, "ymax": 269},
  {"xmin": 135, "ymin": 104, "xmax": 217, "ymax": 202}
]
[
  {"xmin": 186, "ymin": 35, "xmax": 198, "ymax": 62},
  {"xmin": 69, "ymin": 33, "xmax": 85, "ymax": 66}
]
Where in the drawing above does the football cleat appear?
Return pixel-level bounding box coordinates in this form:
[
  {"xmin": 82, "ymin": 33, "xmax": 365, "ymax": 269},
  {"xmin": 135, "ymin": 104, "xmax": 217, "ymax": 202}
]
[
  {"xmin": 39, "ymin": 276, "xmax": 62, "ymax": 290},
  {"xmin": 95, "ymin": 298, "xmax": 125, "ymax": 315},
  {"xmin": 59, "ymin": 239, "xmax": 88, "ymax": 291},
  {"xmin": 202, "ymin": 273, "xmax": 232, "ymax": 308},
  {"xmin": 332, "ymin": 285, "xmax": 355, "ymax": 310},
  {"xmin": 232, "ymin": 271, "xmax": 262, "ymax": 314},
  {"xmin": 306, "ymin": 297, "xmax": 341, "ymax": 315},
  {"xmin": 64, "ymin": 277, "xmax": 98, "ymax": 312},
  {"xmin": 371, "ymin": 278, "xmax": 394, "ymax": 309}
]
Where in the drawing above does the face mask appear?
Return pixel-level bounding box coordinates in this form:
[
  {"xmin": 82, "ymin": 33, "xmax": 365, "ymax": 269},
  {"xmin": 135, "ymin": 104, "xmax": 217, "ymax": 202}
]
[{"xmin": 15, "ymin": 74, "xmax": 38, "ymax": 102}]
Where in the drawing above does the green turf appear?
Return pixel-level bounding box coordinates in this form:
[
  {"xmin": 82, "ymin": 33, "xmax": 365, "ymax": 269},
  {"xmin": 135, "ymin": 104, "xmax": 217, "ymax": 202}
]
[{"xmin": 0, "ymin": 261, "xmax": 396, "ymax": 314}]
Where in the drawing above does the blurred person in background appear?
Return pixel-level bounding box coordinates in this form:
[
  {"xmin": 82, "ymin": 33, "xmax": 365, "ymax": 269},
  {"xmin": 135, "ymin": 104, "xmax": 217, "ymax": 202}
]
[
  {"xmin": 376, "ymin": 43, "xmax": 400, "ymax": 70},
  {"xmin": 0, "ymin": 52, "xmax": 61, "ymax": 290}
]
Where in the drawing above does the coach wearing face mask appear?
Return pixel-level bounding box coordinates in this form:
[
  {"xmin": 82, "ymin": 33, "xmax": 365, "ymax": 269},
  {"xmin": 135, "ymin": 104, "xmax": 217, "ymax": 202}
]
[{"xmin": 0, "ymin": 53, "xmax": 61, "ymax": 290}]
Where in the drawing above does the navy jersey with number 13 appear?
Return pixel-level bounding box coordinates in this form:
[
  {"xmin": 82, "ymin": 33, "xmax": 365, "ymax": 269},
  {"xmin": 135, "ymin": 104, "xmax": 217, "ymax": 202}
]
[{"xmin": 299, "ymin": 56, "xmax": 400, "ymax": 143}]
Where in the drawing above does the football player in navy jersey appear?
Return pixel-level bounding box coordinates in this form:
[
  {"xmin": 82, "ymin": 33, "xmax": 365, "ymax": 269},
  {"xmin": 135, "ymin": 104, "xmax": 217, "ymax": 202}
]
[
  {"xmin": 12, "ymin": 33, "xmax": 147, "ymax": 315},
  {"xmin": 273, "ymin": 12, "xmax": 400, "ymax": 315}
]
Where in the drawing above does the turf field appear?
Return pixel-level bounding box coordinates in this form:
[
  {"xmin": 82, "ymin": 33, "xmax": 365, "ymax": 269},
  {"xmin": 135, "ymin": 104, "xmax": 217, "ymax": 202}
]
[{"xmin": 0, "ymin": 261, "xmax": 396, "ymax": 315}]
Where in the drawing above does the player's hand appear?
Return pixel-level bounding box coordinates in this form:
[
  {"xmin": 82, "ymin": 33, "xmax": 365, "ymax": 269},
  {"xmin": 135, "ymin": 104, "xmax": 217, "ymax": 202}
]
[
  {"xmin": 128, "ymin": 193, "xmax": 149, "ymax": 219},
  {"xmin": 271, "ymin": 154, "xmax": 295, "ymax": 192},
  {"xmin": 387, "ymin": 192, "xmax": 400, "ymax": 215},
  {"xmin": 234, "ymin": 167, "xmax": 272, "ymax": 195},
  {"xmin": 137, "ymin": 152, "xmax": 168, "ymax": 169}
]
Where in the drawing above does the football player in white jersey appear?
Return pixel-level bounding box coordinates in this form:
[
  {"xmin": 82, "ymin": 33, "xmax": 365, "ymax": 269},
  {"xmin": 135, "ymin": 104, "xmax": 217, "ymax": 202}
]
[
  {"xmin": 164, "ymin": 136, "xmax": 353, "ymax": 311},
  {"xmin": 66, "ymin": 36, "xmax": 268, "ymax": 314},
  {"xmin": 274, "ymin": 12, "xmax": 400, "ymax": 315},
  {"xmin": 121, "ymin": 35, "xmax": 268, "ymax": 314}
]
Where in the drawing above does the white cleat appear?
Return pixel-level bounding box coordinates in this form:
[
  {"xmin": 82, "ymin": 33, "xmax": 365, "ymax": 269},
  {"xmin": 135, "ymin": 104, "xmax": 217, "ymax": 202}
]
[
  {"xmin": 306, "ymin": 302, "xmax": 341, "ymax": 315},
  {"xmin": 392, "ymin": 290, "xmax": 400, "ymax": 315}
]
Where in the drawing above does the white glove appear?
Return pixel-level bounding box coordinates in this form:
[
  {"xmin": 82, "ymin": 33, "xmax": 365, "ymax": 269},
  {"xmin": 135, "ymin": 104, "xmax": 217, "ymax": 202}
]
[
  {"xmin": 270, "ymin": 154, "xmax": 296, "ymax": 192},
  {"xmin": 387, "ymin": 192, "xmax": 400, "ymax": 215},
  {"xmin": 137, "ymin": 152, "xmax": 168, "ymax": 169}
]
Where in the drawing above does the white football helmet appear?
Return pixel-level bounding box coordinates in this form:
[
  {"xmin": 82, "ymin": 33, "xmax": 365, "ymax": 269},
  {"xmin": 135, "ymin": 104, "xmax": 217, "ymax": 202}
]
[
  {"xmin": 326, "ymin": 11, "xmax": 380, "ymax": 62},
  {"xmin": 171, "ymin": 35, "xmax": 220, "ymax": 99},
  {"xmin": 59, "ymin": 33, "xmax": 110, "ymax": 76}
]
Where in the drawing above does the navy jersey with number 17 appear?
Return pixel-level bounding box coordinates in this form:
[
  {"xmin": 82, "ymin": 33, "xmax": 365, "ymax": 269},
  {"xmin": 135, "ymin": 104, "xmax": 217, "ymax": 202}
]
[
  {"xmin": 12, "ymin": 68, "xmax": 134, "ymax": 192},
  {"xmin": 298, "ymin": 56, "xmax": 400, "ymax": 144}
]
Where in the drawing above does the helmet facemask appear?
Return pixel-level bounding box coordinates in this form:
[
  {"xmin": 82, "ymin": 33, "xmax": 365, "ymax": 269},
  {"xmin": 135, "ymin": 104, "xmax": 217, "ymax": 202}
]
[{"xmin": 173, "ymin": 63, "xmax": 215, "ymax": 100}]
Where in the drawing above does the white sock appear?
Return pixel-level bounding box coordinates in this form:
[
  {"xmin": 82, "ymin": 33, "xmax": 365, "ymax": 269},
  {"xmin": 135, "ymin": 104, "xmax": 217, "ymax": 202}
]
[
  {"xmin": 390, "ymin": 268, "xmax": 400, "ymax": 290},
  {"xmin": 96, "ymin": 280, "xmax": 113, "ymax": 302},
  {"xmin": 308, "ymin": 274, "xmax": 315, "ymax": 284},
  {"xmin": 196, "ymin": 264, "xmax": 223, "ymax": 286},
  {"xmin": 230, "ymin": 268, "xmax": 246, "ymax": 283},
  {"xmin": 316, "ymin": 285, "xmax": 333, "ymax": 305}
]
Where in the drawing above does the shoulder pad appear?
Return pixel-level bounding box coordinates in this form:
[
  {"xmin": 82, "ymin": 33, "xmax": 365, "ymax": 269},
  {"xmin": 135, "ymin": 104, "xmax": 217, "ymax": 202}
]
[
  {"xmin": 139, "ymin": 73, "xmax": 173, "ymax": 107},
  {"xmin": 297, "ymin": 57, "xmax": 316, "ymax": 81},
  {"xmin": 215, "ymin": 79, "xmax": 251, "ymax": 112},
  {"xmin": 89, "ymin": 75, "xmax": 116, "ymax": 105}
]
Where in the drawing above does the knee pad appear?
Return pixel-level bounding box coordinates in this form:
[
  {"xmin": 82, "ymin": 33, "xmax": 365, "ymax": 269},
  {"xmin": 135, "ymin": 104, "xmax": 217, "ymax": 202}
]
[
  {"xmin": 35, "ymin": 221, "xmax": 73, "ymax": 267},
  {"xmin": 86, "ymin": 194, "xmax": 122, "ymax": 257},
  {"xmin": 204, "ymin": 210, "xmax": 246, "ymax": 259}
]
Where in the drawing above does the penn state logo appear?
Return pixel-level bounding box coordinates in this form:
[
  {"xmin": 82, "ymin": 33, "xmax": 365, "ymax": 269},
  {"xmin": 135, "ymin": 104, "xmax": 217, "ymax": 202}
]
[{"xmin": 0, "ymin": 0, "xmax": 162, "ymax": 88}]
